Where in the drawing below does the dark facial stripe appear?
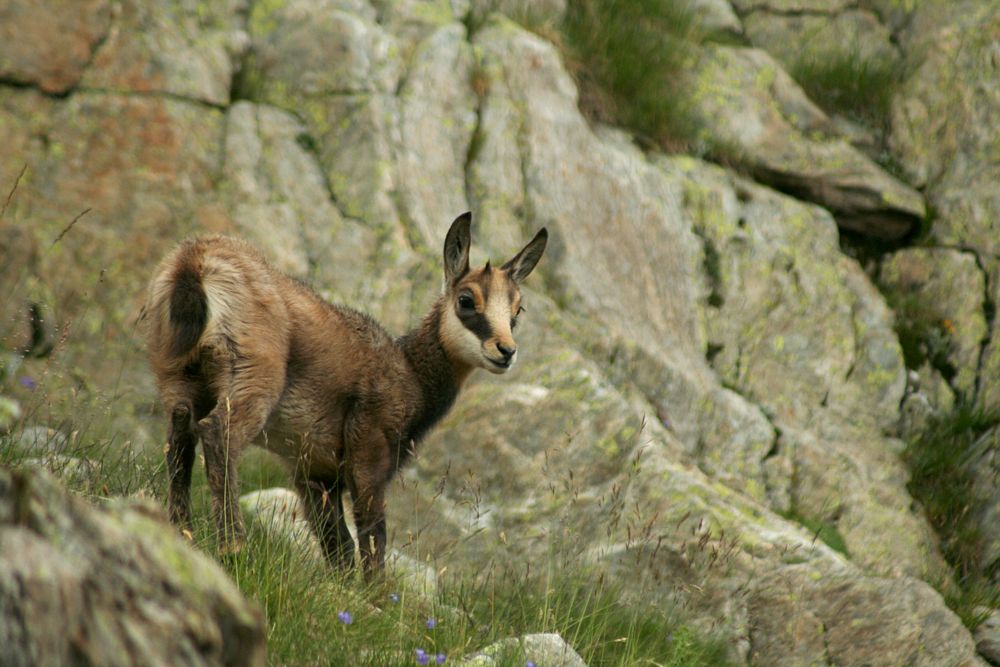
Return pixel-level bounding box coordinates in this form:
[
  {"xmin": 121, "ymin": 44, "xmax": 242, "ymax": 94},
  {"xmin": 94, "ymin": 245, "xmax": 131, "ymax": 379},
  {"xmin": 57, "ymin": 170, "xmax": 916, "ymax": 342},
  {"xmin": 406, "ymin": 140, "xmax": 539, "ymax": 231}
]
[{"xmin": 458, "ymin": 309, "xmax": 493, "ymax": 342}]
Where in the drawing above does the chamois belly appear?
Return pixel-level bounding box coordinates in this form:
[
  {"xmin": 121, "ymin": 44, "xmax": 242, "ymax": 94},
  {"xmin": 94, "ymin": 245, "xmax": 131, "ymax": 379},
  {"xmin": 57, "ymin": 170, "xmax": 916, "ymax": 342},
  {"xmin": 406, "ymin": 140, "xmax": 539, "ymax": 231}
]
[{"xmin": 255, "ymin": 391, "xmax": 347, "ymax": 477}]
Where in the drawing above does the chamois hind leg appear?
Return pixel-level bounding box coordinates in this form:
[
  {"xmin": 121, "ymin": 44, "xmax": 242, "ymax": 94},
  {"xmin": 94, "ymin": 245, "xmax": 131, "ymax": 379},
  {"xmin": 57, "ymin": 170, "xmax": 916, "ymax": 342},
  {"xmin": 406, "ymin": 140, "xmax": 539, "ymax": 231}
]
[
  {"xmin": 296, "ymin": 474, "xmax": 356, "ymax": 571},
  {"xmin": 198, "ymin": 367, "xmax": 283, "ymax": 555},
  {"xmin": 158, "ymin": 376, "xmax": 210, "ymax": 533},
  {"xmin": 166, "ymin": 402, "xmax": 198, "ymax": 531}
]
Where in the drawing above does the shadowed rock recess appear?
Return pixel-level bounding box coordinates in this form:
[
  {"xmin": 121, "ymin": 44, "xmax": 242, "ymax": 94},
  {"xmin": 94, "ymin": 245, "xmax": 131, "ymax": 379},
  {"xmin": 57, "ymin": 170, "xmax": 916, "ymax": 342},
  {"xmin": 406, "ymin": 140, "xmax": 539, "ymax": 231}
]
[{"xmin": 0, "ymin": 0, "xmax": 997, "ymax": 664}]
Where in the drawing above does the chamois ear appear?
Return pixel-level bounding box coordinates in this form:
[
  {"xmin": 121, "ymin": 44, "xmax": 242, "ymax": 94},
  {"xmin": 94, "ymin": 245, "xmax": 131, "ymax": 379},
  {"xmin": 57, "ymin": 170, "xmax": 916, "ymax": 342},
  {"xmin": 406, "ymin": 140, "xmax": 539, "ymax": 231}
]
[
  {"xmin": 443, "ymin": 212, "xmax": 472, "ymax": 285},
  {"xmin": 501, "ymin": 227, "xmax": 548, "ymax": 283}
]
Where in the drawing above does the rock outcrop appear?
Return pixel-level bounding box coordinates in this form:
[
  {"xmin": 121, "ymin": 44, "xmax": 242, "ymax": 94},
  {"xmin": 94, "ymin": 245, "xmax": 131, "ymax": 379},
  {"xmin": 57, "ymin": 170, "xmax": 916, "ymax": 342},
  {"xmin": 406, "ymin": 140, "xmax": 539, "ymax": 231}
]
[
  {"xmin": 687, "ymin": 44, "xmax": 924, "ymax": 241},
  {"xmin": 886, "ymin": 0, "xmax": 1000, "ymax": 415},
  {"xmin": 0, "ymin": 466, "xmax": 265, "ymax": 667}
]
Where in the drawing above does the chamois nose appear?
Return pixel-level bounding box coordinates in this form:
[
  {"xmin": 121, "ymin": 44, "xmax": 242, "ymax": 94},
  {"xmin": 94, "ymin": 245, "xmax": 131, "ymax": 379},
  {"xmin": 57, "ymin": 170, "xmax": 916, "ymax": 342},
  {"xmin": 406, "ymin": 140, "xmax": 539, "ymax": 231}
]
[{"xmin": 497, "ymin": 342, "xmax": 516, "ymax": 361}]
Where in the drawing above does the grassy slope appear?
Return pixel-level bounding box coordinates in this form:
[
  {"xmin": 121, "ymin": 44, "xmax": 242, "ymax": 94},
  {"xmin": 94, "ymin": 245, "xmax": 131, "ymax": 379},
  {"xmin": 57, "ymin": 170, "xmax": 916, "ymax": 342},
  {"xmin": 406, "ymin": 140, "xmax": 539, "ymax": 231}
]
[{"xmin": 0, "ymin": 411, "xmax": 732, "ymax": 666}]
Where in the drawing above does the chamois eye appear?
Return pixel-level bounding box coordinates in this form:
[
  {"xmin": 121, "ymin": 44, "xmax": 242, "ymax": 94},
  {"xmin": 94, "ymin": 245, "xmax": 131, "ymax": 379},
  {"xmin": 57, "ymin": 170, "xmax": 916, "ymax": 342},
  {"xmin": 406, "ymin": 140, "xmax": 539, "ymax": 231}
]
[
  {"xmin": 458, "ymin": 295, "xmax": 475, "ymax": 311},
  {"xmin": 510, "ymin": 305, "xmax": 525, "ymax": 330}
]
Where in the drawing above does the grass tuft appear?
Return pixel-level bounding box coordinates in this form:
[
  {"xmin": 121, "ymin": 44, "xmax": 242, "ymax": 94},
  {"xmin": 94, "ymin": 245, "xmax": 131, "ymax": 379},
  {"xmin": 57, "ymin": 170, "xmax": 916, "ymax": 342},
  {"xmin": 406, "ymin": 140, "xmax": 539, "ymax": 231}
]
[
  {"xmin": 779, "ymin": 509, "xmax": 850, "ymax": 558},
  {"xmin": 561, "ymin": 0, "xmax": 704, "ymax": 151},
  {"xmin": 904, "ymin": 404, "xmax": 1000, "ymax": 628},
  {"xmin": 789, "ymin": 45, "xmax": 904, "ymax": 128},
  {"xmin": 442, "ymin": 563, "xmax": 731, "ymax": 666}
]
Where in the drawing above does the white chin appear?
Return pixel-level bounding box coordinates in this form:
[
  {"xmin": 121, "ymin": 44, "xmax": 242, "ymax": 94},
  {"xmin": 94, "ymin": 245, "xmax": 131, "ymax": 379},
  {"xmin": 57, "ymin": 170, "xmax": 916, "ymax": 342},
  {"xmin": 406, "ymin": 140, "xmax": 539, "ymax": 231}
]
[{"xmin": 484, "ymin": 359, "xmax": 511, "ymax": 374}]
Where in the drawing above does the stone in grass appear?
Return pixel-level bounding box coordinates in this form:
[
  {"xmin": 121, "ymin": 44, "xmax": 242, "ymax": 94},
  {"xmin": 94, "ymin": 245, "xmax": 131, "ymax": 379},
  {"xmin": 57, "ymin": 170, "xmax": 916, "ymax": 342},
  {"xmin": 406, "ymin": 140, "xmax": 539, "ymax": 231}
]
[
  {"xmin": 459, "ymin": 633, "xmax": 587, "ymax": 667},
  {"xmin": 974, "ymin": 607, "xmax": 1000, "ymax": 666},
  {"xmin": 0, "ymin": 396, "xmax": 20, "ymax": 431},
  {"xmin": 240, "ymin": 487, "xmax": 440, "ymax": 593},
  {"xmin": 0, "ymin": 466, "xmax": 265, "ymax": 666},
  {"xmin": 240, "ymin": 487, "xmax": 323, "ymax": 560},
  {"xmin": 387, "ymin": 550, "xmax": 439, "ymax": 596},
  {"xmin": 21, "ymin": 454, "xmax": 97, "ymax": 486},
  {"xmin": 11, "ymin": 425, "xmax": 69, "ymax": 456}
]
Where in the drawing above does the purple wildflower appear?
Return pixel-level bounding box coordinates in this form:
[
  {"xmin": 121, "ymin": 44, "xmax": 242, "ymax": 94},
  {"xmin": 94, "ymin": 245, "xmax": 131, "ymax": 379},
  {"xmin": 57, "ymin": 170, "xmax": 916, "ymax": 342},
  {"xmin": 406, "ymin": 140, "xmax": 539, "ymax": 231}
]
[
  {"xmin": 436, "ymin": 653, "xmax": 446, "ymax": 664},
  {"xmin": 426, "ymin": 617, "xmax": 437, "ymax": 630},
  {"xmin": 337, "ymin": 611, "xmax": 352, "ymax": 625},
  {"xmin": 526, "ymin": 662, "xmax": 536, "ymax": 667},
  {"xmin": 18, "ymin": 376, "xmax": 36, "ymax": 390},
  {"xmin": 415, "ymin": 648, "xmax": 429, "ymax": 665}
]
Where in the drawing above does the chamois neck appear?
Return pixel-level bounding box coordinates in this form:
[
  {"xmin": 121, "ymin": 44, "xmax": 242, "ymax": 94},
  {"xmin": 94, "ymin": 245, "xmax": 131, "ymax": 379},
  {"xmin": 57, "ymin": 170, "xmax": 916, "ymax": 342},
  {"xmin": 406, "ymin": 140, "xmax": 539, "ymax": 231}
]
[{"xmin": 397, "ymin": 298, "xmax": 470, "ymax": 444}]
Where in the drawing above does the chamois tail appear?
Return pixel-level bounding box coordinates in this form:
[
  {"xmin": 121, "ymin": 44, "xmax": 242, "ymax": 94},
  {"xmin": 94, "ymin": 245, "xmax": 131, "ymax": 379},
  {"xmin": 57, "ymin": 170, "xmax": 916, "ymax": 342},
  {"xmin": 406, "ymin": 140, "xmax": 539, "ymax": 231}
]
[{"xmin": 167, "ymin": 256, "xmax": 208, "ymax": 358}]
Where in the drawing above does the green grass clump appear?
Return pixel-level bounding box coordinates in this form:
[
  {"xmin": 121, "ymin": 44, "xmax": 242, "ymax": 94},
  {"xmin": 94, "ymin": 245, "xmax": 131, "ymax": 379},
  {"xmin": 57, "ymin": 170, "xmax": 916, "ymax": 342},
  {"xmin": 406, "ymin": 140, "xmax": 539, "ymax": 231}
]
[
  {"xmin": 790, "ymin": 46, "xmax": 903, "ymax": 127},
  {"xmin": 904, "ymin": 405, "xmax": 1000, "ymax": 627},
  {"xmin": 560, "ymin": 0, "xmax": 704, "ymax": 151},
  {"xmin": 779, "ymin": 509, "xmax": 850, "ymax": 558},
  {"xmin": 443, "ymin": 564, "xmax": 731, "ymax": 666}
]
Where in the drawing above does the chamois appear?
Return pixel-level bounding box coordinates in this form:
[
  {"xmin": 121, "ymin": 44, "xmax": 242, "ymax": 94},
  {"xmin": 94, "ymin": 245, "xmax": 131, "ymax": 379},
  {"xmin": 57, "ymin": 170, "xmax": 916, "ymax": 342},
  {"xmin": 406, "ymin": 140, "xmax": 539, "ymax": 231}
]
[{"xmin": 144, "ymin": 213, "xmax": 548, "ymax": 573}]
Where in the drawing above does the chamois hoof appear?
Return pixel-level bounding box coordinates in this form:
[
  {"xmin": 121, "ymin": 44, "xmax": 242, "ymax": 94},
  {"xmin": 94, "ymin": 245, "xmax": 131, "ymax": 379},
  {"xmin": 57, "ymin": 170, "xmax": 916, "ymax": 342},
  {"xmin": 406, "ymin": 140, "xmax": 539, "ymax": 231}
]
[{"xmin": 217, "ymin": 537, "xmax": 247, "ymax": 563}]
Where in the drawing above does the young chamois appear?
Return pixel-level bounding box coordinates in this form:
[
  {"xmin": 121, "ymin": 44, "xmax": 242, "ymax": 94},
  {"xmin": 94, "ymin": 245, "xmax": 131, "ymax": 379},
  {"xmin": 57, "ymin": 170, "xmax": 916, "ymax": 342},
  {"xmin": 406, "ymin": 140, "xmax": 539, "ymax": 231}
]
[{"xmin": 145, "ymin": 213, "xmax": 547, "ymax": 574}]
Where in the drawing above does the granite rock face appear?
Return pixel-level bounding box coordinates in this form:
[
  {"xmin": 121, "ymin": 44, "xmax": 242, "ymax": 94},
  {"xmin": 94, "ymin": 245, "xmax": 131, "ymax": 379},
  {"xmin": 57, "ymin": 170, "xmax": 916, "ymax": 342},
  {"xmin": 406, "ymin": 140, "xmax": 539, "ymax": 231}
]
[
  {"xmin": 0, "ymin": 0, "xmax": 112, "ymax": 93},
  {"xmin": 888, "ymin": 0, "xmax": 1000, "ymax": 415},
  {"xmin": 0, "ymin": 0, "xmax": 997, "ymax": 664}
]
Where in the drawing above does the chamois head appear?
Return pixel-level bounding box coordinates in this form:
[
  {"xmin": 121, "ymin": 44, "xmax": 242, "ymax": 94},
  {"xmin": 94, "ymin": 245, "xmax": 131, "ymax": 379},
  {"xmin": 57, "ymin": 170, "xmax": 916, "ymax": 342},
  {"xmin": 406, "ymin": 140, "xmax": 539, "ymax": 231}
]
[{"xmin": 440, "ymin": 212, "xmax": 548, "ymax": 375}]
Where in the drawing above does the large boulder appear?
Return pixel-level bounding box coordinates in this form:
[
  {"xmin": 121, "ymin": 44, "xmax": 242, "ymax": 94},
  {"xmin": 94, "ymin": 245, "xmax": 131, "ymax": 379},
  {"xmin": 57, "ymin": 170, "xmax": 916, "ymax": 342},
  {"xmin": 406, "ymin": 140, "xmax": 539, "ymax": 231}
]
[
  {"xmin": 748, "ymin": 564, "xmax": 984, "ymax": 666},
  {"xmin": 0, "ymin": 466, "xmax": 265, "ymax": 666},
  {"xmin": 687, "ymin": 45, "xmax": 925, "ymax": 241}
]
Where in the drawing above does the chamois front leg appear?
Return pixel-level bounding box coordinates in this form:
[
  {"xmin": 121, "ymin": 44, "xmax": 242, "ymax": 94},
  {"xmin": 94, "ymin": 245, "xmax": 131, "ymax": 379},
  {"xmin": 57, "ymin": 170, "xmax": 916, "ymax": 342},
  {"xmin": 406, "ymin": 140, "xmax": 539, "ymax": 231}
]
[
  {"xmin": 297, "ymin": 474, "xmax": 356, "ymax": 570},
  {"xmin": 350, "ymin": 476, "xmax": 387, "ymax": 576},
  {"xmin": 347, "ymin": 439, "xmax": 391, "ymax": 576}
]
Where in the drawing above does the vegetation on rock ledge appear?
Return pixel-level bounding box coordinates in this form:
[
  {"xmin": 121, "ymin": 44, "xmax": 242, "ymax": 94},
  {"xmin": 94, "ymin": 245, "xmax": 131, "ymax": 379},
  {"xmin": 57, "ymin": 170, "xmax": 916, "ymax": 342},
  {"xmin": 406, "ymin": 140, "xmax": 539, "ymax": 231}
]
[{"xmin": 905, "ymin": 405, "xmax": 1000, "ymax": 628}]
